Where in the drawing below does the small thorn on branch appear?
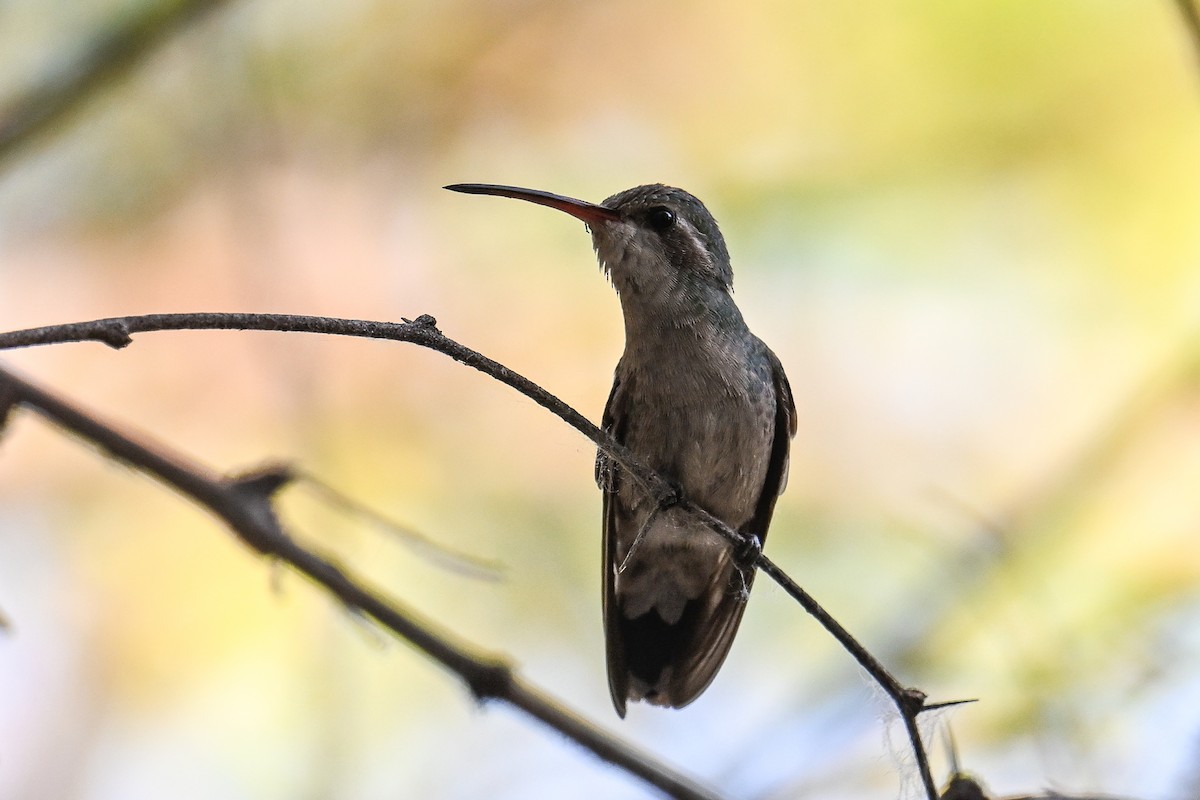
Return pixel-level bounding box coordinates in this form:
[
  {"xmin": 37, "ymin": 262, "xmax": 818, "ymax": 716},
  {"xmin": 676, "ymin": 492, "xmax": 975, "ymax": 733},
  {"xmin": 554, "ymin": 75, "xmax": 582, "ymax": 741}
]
[
  {"xmin": 923, "ymin": 697, "xmax": 978, "ymax": 713},
  {"xmin": 229, "ymin": 463, "xmax": 297, "ymax": 497},
  {"xmin": 402, "ymin": 313, "xmax": 439, "ymax": 332}
]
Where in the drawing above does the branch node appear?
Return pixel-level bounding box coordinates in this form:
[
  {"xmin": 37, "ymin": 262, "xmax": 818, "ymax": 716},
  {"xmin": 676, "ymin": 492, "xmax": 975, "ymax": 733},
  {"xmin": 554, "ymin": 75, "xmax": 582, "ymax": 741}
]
[
  {"xmin": 464, "ymin": 659, "xmax": 514, "ymax": 703},
  {"xmin": 899, "ymin": 686, "xmax": 928, "ymax": 717},
  {"xmin": 95, "ymin": 320, "xmax": 133, "ymax": 349},
  {"xmin": 224, "ymin": 467, "xmax": 296, "ymax": 557},
  {"xmin": 410, "ymin": 314, "xmax": 439, "ymax": 331}
]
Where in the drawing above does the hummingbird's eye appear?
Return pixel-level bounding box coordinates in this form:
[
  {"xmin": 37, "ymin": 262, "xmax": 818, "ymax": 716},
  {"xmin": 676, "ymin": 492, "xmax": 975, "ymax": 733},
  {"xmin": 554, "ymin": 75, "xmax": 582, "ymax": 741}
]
[{"xmin": 645, "ymin": 207, "xmax": 675, "ymax": 232}]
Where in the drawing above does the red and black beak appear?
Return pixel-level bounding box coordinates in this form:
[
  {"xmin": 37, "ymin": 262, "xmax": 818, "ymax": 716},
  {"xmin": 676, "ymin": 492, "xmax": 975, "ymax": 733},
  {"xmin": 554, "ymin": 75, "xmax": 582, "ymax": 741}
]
[{"xmin": 445, "ymin": 184, "xmax": 621, "ymax": 226}]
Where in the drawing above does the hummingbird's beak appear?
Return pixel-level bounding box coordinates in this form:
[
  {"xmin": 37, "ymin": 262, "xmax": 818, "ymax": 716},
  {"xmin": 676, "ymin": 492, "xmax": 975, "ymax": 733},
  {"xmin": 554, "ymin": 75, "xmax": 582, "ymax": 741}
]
[{"xmin": 445, "ymin": 184, "xmax": 621, "ymax": 226}]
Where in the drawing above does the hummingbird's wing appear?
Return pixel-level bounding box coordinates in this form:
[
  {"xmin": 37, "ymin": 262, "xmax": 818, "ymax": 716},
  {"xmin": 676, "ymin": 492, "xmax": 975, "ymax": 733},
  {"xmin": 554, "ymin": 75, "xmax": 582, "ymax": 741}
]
[
  {"xmin": 656, "ymin": 346, "xmax": 796, "ymax": 707},
  {"xmin": 599, "ymin": 348, "xmax": 797, "ymax": 714},
  {"xmin": 745, "ymin": 346, "xmax": 797, "ymax": 541},
  {"xmin": 597, "ymin": 368, "xmax": 632, "ymax": 717}
]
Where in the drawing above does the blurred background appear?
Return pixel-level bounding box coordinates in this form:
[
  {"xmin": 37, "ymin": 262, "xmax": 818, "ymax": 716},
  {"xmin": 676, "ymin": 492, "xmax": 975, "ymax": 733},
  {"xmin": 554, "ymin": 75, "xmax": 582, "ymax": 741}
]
[{"xmin": 2, "ymin": 1, "xmax": 1200, "ymax": 798}]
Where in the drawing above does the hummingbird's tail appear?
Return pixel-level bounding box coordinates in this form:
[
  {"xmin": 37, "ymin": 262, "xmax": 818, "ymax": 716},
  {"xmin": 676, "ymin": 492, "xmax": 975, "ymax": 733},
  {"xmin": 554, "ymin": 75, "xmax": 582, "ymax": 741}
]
[{"xmin": 607, "ymin": 556, "xmax": 753, "ymax": 712}]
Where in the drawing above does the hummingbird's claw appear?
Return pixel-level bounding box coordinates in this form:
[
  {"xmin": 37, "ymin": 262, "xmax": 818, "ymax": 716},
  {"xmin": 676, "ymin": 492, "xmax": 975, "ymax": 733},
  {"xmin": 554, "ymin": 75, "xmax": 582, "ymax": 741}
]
[
  {"xmin": 733, "ymin": 533, "xmax": 763, "ymax": 571},
  {"xmin": 653, "ymin": 479, "xmax": 685, "ymax": 510},
  {"xmin": 595, "ymin": 451, "xmax": 619, "ymax": 492}
]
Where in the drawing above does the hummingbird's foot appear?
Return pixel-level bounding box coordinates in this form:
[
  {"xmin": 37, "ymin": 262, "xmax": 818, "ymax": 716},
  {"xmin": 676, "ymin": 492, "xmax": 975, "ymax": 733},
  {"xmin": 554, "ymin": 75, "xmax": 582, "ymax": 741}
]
[
  {"xmin": 732, "ymin": 532, "xmax": 762, "ymax": 572},
  {"xmin": 653, "ymin": 479, "xmax": 685, "ymax": 510},
  {"xmin": 595, "ymin": 451, "xmax": 619, "ymax": 492}
]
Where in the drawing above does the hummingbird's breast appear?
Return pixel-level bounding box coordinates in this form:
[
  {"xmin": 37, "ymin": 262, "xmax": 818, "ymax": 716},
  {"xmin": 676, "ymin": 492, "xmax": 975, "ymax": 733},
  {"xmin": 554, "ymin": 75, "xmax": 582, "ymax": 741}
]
[
  {"xmin": 609, "ymin": 327, "xmax": 777, "ymax": 628},
  {"xmin": 620, "ymin": 330, "xmax": 776, "ymax": 522}
]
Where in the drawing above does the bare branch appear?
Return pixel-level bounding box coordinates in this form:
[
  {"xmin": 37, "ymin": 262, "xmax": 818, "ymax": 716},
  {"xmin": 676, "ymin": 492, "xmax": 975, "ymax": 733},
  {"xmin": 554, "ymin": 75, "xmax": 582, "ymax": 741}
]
[
  {"xmin": 0, "ymin": 363, "xmax": 725, "ymax": 800},
  {"xmin": 0, "ymin": 310, "xmax": 949, "ymax": 798}
]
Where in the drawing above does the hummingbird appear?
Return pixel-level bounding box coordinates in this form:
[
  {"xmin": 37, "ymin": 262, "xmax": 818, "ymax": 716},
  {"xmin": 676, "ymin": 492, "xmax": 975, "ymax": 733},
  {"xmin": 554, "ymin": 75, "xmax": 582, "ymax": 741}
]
[{"xmin": 446, "ymin": 182, "xmax": 796, "ymax": 716}]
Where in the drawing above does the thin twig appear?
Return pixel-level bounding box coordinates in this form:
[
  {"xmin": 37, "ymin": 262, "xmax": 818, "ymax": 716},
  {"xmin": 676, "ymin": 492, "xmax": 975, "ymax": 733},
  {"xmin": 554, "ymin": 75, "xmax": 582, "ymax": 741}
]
[
  {"xmin": 0, "ymin": 311, "xmax": 945, "ymax": 799},
  {"xmin": 293, "ymin": 469, "xmax": 505, "ymax": 582},
  {"xmin": 0, "ymin": 364, "xmax": 724, "ymax": 800}
]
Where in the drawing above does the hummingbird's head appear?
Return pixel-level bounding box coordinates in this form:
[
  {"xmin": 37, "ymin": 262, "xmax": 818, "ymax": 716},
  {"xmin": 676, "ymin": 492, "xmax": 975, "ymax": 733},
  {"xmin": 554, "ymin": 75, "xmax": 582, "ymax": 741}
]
[
  {"xmin": 592, "ymin": 184, "xmax": 732, "ymax": 302},
  {"xmin": 445, "ymin": 183, "xmax": 736, "ymax": 323}
]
